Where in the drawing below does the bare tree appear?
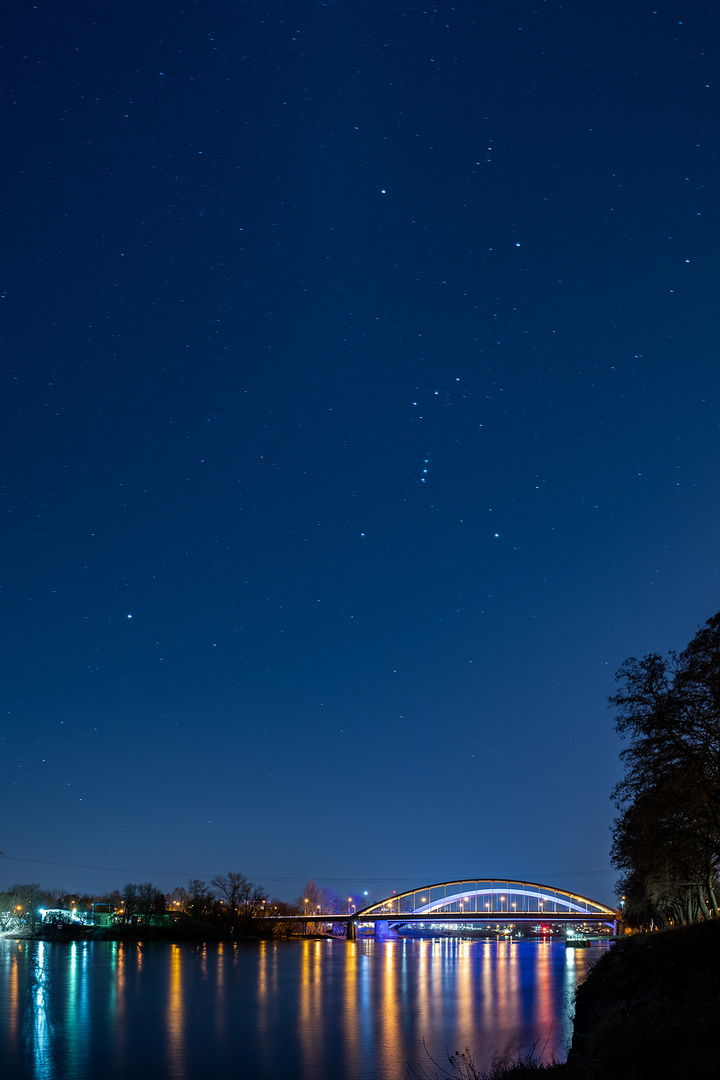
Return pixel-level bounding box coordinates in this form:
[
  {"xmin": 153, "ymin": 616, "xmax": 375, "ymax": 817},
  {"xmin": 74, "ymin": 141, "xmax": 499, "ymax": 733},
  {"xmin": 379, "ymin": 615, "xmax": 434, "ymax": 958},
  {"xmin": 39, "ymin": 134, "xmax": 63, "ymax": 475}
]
[
  {"xmin": 212, "ymin": 871, "xmax": 268, "ymax": 935},
  {"xmin": 186, "ymin": 878, "xmax": 215, "ymax": 919},
  {"xmin": 137, "ymin": 882, "xmax": 165, "ymax": 927}
]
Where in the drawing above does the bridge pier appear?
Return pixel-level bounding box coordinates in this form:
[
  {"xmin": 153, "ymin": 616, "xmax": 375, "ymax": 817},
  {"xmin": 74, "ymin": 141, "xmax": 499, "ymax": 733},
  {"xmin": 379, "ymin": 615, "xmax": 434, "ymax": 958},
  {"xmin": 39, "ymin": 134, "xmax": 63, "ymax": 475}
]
[{"xmin": 346, "ymin": 919, "xmax": 357, "ymax": 941}]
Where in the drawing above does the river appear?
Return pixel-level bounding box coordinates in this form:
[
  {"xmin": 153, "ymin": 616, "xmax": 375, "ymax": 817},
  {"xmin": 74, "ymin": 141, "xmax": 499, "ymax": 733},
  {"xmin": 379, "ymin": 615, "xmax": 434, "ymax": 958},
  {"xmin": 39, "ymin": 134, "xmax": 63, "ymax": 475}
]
[{"xmin": 0, "ymin": 935, "xmax": 606, "ymax": 1079}]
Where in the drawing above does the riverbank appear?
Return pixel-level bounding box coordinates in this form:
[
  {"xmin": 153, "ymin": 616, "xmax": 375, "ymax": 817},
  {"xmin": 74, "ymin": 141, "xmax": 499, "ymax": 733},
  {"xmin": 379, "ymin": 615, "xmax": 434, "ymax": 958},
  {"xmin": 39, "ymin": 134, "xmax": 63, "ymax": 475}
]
[
  {"xmin": 567, "ymin": 918, "xmax": 720, "ymax": 1078},
  {"xmin": 463, "ymin": 919, "xmax": 720, "ymax": 1079}
]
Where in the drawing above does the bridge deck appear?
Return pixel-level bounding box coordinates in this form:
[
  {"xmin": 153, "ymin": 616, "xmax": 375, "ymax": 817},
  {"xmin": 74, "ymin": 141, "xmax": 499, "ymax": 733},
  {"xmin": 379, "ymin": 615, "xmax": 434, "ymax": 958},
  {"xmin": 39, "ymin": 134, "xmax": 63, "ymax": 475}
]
[{"xmin": 269, "ymin": 911, "xmax": 615, "ymax": 924}]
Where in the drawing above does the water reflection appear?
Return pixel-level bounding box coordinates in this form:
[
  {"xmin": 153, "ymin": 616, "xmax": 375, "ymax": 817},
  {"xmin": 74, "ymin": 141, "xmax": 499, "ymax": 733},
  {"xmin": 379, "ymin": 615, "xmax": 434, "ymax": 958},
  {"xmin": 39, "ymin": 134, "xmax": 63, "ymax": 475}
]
[
  {"xmin": 377, "ymin": 940, "xmax": 400, "ymax": 1076},
  {"xmin": 299, "ymin": 939, "xmax": 327, "ymax": 1076},
  {"xmin": 61, "ymin": 942, "xmax": 91, "ymax": 1077},
  {"xmin": 6, "ymin": 943, "xmax": 20, "ymax": 1043},
  {"xmin": 0, "ymin": 936, "xmax": 605, "ymax": 1080},
  {"xmin": 342, "ymin": 942, "xmax": 360, "ymax": 1080},
  {"xmin": 456, "ymin": 939, "xmax": 474, "ymax": 1040},
  {"xmin": 112, "ymin": 943, "xmax": 128, "ymax": 1077},
  {"xmin": 213, "ymin": 942, "xmax": 226, "ymax": 1041},
  {"xmin": 166, "ymin": 945, "xmax": 187, "ymax": 1079},
  {"xmin": 29, "ymin": 941, "xmax": 56, "ymax": 1079}
]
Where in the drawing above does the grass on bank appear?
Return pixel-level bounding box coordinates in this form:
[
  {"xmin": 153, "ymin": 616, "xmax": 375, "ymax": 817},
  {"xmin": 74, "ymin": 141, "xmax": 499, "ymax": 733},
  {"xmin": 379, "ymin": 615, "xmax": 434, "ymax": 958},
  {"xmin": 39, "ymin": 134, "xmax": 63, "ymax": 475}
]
[{"xmin": 408, "ymin": 1043, "xmax": 567, "ymax": 1080}]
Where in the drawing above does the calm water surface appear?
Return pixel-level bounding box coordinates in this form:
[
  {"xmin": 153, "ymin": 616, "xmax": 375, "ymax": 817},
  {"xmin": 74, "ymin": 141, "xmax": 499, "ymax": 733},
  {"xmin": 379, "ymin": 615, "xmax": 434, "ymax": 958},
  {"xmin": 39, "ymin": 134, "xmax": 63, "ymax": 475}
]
[{"xmin": 1, "ymin": 936, "xmax": 606, "ymax": 1079}]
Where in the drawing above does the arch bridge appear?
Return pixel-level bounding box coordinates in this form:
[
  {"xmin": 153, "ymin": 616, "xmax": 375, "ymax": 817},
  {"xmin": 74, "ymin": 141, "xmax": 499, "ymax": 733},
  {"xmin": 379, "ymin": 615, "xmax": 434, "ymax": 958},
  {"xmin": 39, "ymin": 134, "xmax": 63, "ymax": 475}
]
[{"xmin": 346, "ymin": 879, "xmax": 619, "ymax": 939}]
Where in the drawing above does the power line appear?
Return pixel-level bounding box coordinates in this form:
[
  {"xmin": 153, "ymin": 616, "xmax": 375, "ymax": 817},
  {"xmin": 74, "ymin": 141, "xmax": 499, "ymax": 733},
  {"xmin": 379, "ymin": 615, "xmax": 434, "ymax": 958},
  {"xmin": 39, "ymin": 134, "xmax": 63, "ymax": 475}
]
[{"xmin": 0, "ymin": 852, "xmax": 615, "ymax": 884}]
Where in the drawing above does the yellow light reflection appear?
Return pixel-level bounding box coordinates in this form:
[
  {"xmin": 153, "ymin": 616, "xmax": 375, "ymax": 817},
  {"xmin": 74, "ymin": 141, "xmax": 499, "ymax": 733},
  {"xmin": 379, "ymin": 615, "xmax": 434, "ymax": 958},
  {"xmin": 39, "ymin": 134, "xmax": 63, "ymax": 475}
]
[
  {"xmin": 2, "ymin": 946, "xmax": 20, "ymax": 1045},
  {"xmin": 257, "ymin": 940, "xmax": 268, "ymax": 1006},
  {"xmin": 166, "ymin": 945, "xmax": 187, "ymax": 1080},
  {"xmin": 253, "ymin": 938, "xmax": 271, "ymax": 1067},
  {"xmin": 213, "ymin": 941, "xmax": 227, "ymax": 1037},
  {"xmin": 298, "ymin": 938, "xmax": 325, "ymax": 1076},
  {"xmin": 376, "ymin": 941, "xmax": 401, "ymax": 1077},
  {"xmin": 342, "ymin": 941, "xmax": 361, "ymax": 1080},
  {"xmin": 7, "ymin": 948, "xmax": 19, "ymax": 1043}
]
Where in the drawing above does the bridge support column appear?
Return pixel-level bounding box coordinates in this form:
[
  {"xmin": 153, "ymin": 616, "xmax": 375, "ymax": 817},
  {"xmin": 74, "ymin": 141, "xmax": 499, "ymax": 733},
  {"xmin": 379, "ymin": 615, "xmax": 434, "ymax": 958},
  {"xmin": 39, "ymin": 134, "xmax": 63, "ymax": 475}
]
[
  {"xmin": 347, "ymin": 919, "xmax": 357, "ymax": 941},
  {"xmin": 374, "ymin": 920, "xmax": 398, "ymax": 940}
]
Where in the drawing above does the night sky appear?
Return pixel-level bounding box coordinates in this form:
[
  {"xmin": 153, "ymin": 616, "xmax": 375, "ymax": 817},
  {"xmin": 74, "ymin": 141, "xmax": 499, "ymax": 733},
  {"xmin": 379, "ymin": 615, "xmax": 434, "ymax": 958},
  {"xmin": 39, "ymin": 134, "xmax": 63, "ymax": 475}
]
[{"xmin": 2, "ymin": 0, "xmax": 719, "ymax": 908}]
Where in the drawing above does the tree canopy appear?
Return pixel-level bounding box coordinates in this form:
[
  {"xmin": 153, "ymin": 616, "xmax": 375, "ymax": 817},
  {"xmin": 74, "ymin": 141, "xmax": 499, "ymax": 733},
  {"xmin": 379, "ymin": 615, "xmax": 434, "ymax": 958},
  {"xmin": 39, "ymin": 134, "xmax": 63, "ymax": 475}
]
[{"xmin": 610, "ymin": 612, "xmax": 720, "ymax": 928}]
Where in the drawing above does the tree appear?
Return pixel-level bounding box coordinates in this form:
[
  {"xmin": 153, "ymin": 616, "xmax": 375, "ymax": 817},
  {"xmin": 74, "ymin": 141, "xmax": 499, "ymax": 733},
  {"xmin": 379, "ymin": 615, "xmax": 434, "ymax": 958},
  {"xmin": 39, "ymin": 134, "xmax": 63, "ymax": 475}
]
[
  {"xmin": 137, "ymin": 882, "xmax": 166, "ymax": 927},
  {"xmin": 185, "ymin": 879, "xmax": 215, "ymax": 920},
  {"xmin": 612, "ymin": 768, "xmax": 716, "ymax": 927},
  {"xmin": 296, "ymin": 879, "xmax": 325, "ymax": 915},
  {"xmin": 211, "ymin": 871, "xmax": 268, "ymax": 935},
  {"xmin": 119, "ymin": 883, "xmax": 139, "ymax": 927},
  {"xmin": 264, "ymin": 896, "xmax": 300, "ymax": 937},
  {"xmin": 295, "ymin": 880, "xmax": 348, "ymax": 932},
  {"xmin": 0, "ymin": 883, "xmax": 50, "ymax": 931},
  {"xmin": 610, "ymin": 612, "xmax": 720, "ymax": 926},
  {"xmin": 166, "ymin": 886, "xmax": 189, "ymax": 913},
  {"xmin": 211, "ymin": 871, "xmax": 251, "ymax": 925}
]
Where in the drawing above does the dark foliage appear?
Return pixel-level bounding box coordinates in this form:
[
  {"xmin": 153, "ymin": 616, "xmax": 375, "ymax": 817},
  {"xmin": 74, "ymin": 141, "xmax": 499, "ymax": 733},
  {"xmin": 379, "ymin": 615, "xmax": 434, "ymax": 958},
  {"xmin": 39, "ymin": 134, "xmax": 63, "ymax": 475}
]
[{"xmin": 609, "ymin": 611, "xmax": 720, "ymax": 927}]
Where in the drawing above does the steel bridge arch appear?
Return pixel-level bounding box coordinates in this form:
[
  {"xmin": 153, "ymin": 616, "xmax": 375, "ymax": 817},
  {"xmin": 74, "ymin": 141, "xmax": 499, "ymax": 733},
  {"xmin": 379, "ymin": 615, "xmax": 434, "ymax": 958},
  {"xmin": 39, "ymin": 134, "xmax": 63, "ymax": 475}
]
[{"xmin": 356, "ymin": 878, "xmax": 617, "ymax": 920}]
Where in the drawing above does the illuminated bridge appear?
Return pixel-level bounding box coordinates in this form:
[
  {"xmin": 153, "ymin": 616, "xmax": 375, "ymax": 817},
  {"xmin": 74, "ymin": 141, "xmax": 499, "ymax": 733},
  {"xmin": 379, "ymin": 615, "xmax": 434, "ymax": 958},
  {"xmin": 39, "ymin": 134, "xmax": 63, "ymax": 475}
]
[{"xmin": 345, "ymin": 879, "xmax": 619, "ymax": 939}]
